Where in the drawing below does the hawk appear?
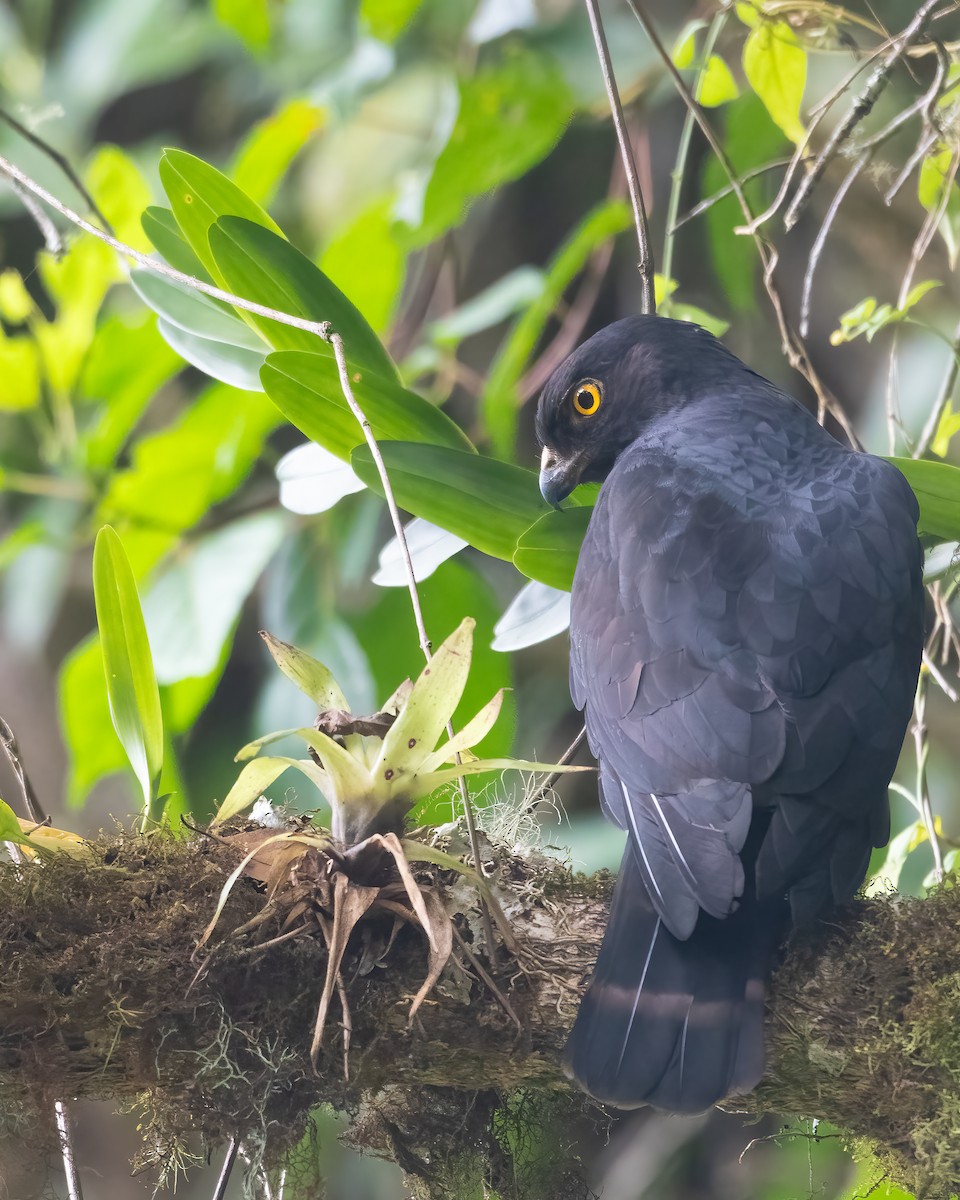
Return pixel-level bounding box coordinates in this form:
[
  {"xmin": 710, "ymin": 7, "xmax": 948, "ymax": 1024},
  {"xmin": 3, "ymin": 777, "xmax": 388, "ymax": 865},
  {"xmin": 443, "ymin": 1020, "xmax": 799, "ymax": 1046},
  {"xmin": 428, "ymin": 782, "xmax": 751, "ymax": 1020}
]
[{"xmin": 536, "ymin": 316, "xmax": 924, "ymax": 1112}]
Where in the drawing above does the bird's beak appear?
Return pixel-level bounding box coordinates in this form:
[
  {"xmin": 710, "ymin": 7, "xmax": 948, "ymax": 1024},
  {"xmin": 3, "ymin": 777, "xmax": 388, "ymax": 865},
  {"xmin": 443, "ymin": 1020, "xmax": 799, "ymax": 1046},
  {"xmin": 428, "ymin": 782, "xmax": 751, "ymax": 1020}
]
[{"xmin": 539, "ymin": 447, "xmax": 580, "ymax": 510}]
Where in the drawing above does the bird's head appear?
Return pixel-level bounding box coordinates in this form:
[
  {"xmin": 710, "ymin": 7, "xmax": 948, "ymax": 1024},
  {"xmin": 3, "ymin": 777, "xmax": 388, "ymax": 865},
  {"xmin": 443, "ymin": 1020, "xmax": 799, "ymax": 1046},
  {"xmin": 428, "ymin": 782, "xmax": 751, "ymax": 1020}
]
[{"xmin": 535, "ymin": 314, "xmax": 744, "ymax": 507}]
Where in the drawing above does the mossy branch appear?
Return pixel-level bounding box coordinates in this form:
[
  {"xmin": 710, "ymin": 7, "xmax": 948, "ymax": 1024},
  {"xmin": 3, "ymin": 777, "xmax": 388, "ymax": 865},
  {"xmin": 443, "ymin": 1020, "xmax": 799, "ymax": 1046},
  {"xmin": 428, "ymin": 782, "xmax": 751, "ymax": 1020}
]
[{"xmin": 0, "ymin": 832, "xmax": 958, "ymax": 1197}]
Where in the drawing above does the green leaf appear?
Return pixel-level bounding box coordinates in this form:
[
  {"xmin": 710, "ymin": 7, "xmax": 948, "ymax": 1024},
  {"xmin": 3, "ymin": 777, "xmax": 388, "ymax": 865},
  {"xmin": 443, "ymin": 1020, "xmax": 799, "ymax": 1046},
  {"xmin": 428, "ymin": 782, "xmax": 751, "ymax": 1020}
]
[
  {"xmin": 415, "ymin": 50, "xmax": 574, "ymax": 246},
  {"xmin": 705, "ymin": 94, "xmax": 786, "ymax": 312},
  {"xmin": 377, "ymin": 618, "xmax": 476, "ymax": 780},
  {"xmin": 214, "ymin": 0, "xmax": 271, "ymax": 50},
  {"xmin": 0, "ymin": 797, "xmax": 33, "ymax": 848},
  {"xmin": 158, "ymin": 320, "xmax": 266, "ymax": 391},
  {"xmin": 700, "ymin": 55, "xmax": 740, "ymax": 108},
  {"xmin": 420, "ymin": 688, "xmax": 504, "ymax": 772},
  {"xmin": 231, "ymin": 98, "xmax": 325, "ymax": 205},
  {"xmin": 0, "ymin": 335, "xmax": 40, "ymax": 410},
  {"xmin": 213, "ymin": 756, "xmax": 315, "ymax": 826},
  {"xmin": 262, "ymin": 349, "xmax": 473, "ymax": 462},
  {"xmin": 209, "ymin": 217, "xmax": 399, "ymax": 379},
  {"xmin": 428, "ymin": 267, "xmax": 545, "ymax": 346},
  {"xmin": 671, "ymin": 20, "xmax": 706, "ymax": 69},
  {"xmin": 260, "ymin": 631, "xmax": 350, "ymax": 711},
  {"xmin": 742, "ymin": 20, "xmax": 806, "ymax": 144},
  {"xmin": 932, "ymin": 401, "xmax": 960, "ymax": 459},
  {"xmin": 482, "ymin": 199, "xmax": 632, "ymax": 457},
  {"xmin": 513, "ymin": 507, "xmax": 593, "ymax": 590},
  {"xmin": 350, "ymin": 442, "xmax": 546, "ymax": 560},
  {"xmin": 159, "ymin": 148, "xmax": 283, "ymax": 279},
  {"xmin": 141, "ymin": 206, "xmax": 213, "ymax": 282},
  {"xmin": 92, "ymin": 526, "xmax": 164, "ymax": 820},
  {"xmin": 130, "ymin": 269, "xmax": 265, "ymax": 350},
  {"xmin": 360, "ymin": 0, "xmax": 425, "ymax": 41},
  {"xmin": 830, "ymin": 282, "xmax": 940, "ymax": 345},
  {"xmin": 887, "ymin": 457, "xmax": 960, "ymax": 542}
]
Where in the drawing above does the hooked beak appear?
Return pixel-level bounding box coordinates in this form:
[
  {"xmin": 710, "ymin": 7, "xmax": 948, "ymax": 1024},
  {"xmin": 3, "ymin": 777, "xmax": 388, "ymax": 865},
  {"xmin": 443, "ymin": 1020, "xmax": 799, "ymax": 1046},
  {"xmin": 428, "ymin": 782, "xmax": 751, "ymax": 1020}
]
[{"xmin": 539, "ymin": 447, "xmax": 581, "ymax": 510}]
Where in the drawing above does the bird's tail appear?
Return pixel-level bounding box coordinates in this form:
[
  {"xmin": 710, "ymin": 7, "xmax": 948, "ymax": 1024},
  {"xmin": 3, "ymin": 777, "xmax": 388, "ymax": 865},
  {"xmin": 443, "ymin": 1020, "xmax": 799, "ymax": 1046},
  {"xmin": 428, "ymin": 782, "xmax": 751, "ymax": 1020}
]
[{"xmin": 563, "ymin": 841, "xmax": 785, "ymax": 1113}]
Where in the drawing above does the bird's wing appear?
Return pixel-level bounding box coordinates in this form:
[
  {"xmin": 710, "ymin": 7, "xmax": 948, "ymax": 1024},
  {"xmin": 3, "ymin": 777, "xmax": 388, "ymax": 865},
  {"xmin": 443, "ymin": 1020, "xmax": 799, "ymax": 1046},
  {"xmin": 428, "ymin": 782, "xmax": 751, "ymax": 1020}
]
[{"xmin": 571, "ymin": 415, "xmax": 922, "ymax": 937}]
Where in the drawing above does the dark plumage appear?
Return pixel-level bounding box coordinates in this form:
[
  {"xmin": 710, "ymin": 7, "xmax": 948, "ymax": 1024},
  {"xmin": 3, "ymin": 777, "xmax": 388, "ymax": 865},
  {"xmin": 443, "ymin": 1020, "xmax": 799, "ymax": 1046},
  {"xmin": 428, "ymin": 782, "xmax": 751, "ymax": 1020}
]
[{"xmin": 536, "ymin": 315, "xmax": 924, "ymax": 1113}]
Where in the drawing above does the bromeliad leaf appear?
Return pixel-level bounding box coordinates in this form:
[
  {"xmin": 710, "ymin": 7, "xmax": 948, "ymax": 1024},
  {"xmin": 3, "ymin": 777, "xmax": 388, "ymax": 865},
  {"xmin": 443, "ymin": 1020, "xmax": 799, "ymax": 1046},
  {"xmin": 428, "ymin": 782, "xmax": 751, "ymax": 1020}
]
[
  {"xmin": 259, "ymin": 631, "xmax": 350, "ymax": 710},
  {"xmin": 419, "ymin": 688, "xmax": 505, "ymax": 770},
  {"xmin": 376, "ymin": 619, "xmax": 476, "ymax": 781},
  {"xmin": 92, "ymin": 526, "xmax": 164, "ymax": 826}
]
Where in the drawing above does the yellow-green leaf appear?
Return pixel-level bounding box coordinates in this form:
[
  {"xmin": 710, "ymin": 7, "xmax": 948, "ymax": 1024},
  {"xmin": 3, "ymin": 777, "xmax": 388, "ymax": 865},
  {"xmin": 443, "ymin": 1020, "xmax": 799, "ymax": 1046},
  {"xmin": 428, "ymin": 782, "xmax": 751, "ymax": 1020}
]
[
  {"xmin": 0, "ymin": 335, "xmax": 40, "ymax": 410},
  {"xmin": 743, "ymin": 21, "xmax": 806, "ymax": 144},
  {"xmin": 700, "ymin": 55, "xmax": 740, "ymax": 108},
  {"xmin": 260, "ymin": 631, "xmax": 350, "ymax": 711},
  {"xmin": 92, "ymin": 526, "xmax": 164, "ymax": 822}
]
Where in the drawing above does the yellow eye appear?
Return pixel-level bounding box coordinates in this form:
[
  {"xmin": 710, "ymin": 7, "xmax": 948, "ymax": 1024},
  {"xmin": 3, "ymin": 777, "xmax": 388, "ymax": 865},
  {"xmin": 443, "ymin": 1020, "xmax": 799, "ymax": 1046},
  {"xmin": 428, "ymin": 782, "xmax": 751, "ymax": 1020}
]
[{"xmin": 572, "ymin": 381, "xmax": 602, "ymax": 416}]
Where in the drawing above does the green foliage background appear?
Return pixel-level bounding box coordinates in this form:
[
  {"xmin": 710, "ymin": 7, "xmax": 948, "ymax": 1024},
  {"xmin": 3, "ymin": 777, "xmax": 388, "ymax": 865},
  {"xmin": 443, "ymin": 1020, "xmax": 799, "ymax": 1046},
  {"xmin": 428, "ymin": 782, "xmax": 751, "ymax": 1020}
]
[{"xmin": 1, "ymin": 0, "xmax": 960, "ymax": 1197}]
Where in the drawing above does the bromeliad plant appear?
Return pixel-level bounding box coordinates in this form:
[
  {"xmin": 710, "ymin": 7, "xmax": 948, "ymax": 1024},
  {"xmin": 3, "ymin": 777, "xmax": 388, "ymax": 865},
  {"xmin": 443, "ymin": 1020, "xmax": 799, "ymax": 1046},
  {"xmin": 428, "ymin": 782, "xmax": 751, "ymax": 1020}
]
[{"xmin": 199, "ymin": 616, "xmax": 586, "ymax": 1069}]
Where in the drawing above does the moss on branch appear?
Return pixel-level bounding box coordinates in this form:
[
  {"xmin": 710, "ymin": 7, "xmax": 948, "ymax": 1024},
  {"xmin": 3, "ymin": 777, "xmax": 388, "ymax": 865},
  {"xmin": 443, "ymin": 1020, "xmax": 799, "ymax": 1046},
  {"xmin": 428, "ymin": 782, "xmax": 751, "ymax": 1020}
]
[{"xmin": 0, "ymin": 830, "xmax": 957, "ymax": 1197}]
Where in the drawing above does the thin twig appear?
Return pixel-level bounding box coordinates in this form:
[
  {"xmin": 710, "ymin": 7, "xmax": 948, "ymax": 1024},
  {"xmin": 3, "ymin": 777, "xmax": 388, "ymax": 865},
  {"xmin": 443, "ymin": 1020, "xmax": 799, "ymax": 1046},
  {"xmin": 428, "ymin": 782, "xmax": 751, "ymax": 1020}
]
[
  {"xmin": 625, "ymin": 0, "xmax": 860, "ymax": 447},
  {"xmin": 0, "ymin": 716, "xmax": 46, "ymax": 823},
  {"xmin": 212, "ymin": 1138, "xmax": 239, "ymax": 1200},
  {"xmin": 8, "ymin": 177, "xmax": 63, "ymax": 254},
  {"xmin": 583, "ymin": 0, "xmax": 655, "ymax": 312},
  {"xmin": 0, "ymin": 105, "xmax": 114, "ymax": 236},
  {"xmin": 672, "ymin": 158, "xmax": 796, "ymax": 231},
  {"xmin": 527, "ymin": 726, "xmax": 587, "ymax": 809},
  {"xmin": 0, "ymin": 154, "xmax": 334, "ymax": 340},
  {"xmin": 783, "ymin": 0, "xmax": 944, "ymax": 231},
  {"xmin": 55, "ymin": 1099, "xmax": 84, "ymax": 1200},
  {"xmin": 661, "ymin": 10, "xmax": 727, "ymax": 287},
  {"xmin": 800, "ymin": 153, "xmax": 870, "ymax": 338}
]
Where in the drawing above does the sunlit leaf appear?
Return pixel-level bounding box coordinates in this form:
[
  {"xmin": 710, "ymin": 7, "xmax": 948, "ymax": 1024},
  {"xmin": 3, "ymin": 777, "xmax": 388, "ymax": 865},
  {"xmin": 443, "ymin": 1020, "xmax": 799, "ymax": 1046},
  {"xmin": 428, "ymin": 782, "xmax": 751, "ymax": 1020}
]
[
  {"xmin": 141, "ymin": 205, "xmax": 212, "ymax": 281},
  {"xmin": 319, "ymin": 197, "xmax": 406, "ymax": 335},
  {"xmin": 92, "ymin": 526, "xmax": 164, "ymax": 819},
  {"xmin": 214, "ymin": 0, "xmax": 271, "ymax": 51},
  {"xmin": 742, "ymin": 20, "xmax": 806, "ymax": 144},
  {"xmin": 351, "ymin": 441, "xmax": 545, "ymax": 560},
  {"xmin": 232, "ymin": 98, "xmax": 325, "ymax": 204},
  {"xmin": 0, "ymin": 335, "xmax": 40, "ymax": 410},
  {"xmin": 376, "ymin": 618, "xmax": 476, "ymax": 779},
  {"xmin": 420, "ymin": 688, "xmax": 504, "ymax": 771},
  {"xmin": 360, "ymin": 0, "xmax": 425, "ymax": 41},
  {"xmin": 700, "ymin": 55, "xmax": 740, "ymax": 107}
]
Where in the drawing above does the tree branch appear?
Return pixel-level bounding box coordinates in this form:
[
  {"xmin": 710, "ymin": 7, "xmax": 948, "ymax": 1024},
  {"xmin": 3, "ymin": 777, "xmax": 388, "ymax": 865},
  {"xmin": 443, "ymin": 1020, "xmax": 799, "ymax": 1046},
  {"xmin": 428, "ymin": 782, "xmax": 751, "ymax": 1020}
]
[{"xmin": 1, "ymin": 833, "xmax": 959, "ymax": 1196}]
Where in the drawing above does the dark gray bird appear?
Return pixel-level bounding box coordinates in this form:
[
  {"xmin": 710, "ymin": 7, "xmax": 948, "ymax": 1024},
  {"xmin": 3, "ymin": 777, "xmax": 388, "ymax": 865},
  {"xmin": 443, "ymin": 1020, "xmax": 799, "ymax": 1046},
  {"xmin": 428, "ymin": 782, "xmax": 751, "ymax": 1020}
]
[{"xmin": 536, "ymin": 315, "xmax": 924, "ymax": 1113}]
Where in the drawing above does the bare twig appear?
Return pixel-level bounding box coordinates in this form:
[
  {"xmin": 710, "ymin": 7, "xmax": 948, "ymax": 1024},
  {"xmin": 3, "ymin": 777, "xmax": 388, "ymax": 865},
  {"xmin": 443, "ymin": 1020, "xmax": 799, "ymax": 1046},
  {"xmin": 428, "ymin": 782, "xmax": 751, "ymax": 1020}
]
[
  {"xmin": 55, "ymin": 1099, "xmax": 84, "ymax": 1200},
  {"xmin": 800, "ymin": 153, "xmax": 870, "ymax": 338},
  {"xmin": 625, "ymin": 1, "xmax": 860, "ymax": 446},
  {"xmin": 212, "ymin": 1138, "xmax": 239, "ymax": 1200},
  {"xmin": 583, "ymin": 0, "xmax": 655, "ymax": 312},
  {"xmin": 661, "ymin": 9, "xmax": 727, "ymax": 287},
  {"xmin": 672, "ymin": 158, "xmax": 796, "ymax": 231},
  {"xmin": 527, "ymin": 725, "xmax": 587, "ymax": 809},
  {"xmin": 0, "ymin": 105, "xmax": 114, "ymax": 236},
  {"xmin": 783, "ymin": 0, "xmax": 945, "ymax": 231},
  {"xmin": 8, "ymin": 177, "xmax": 63, "ymax": 254},
  {"xmin": 0, "ymin": 716, "xmax": 46, "ymax": 824}
]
